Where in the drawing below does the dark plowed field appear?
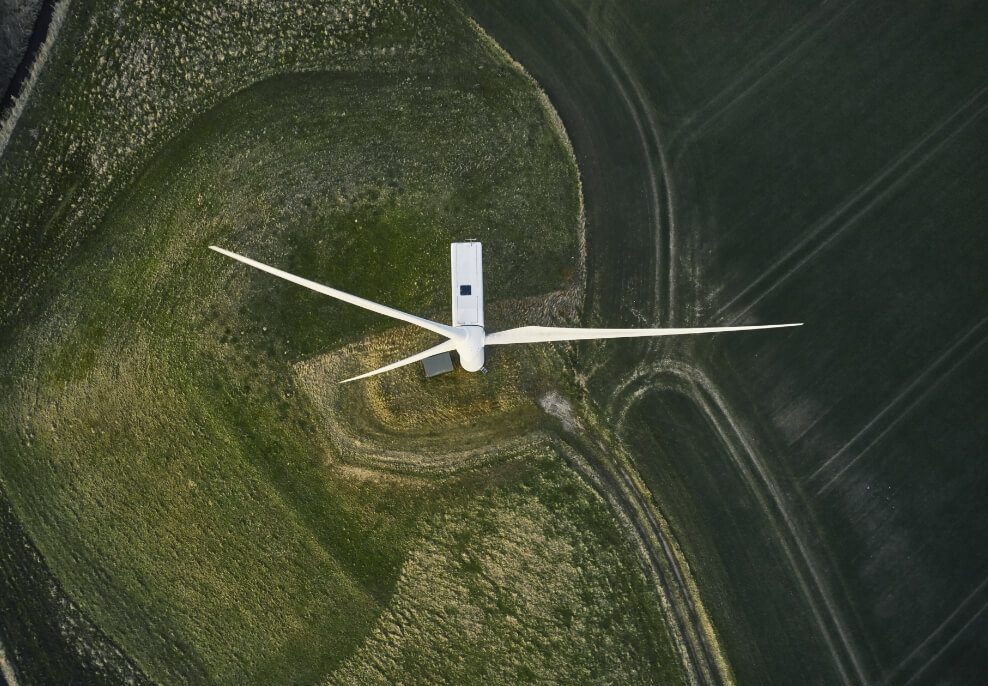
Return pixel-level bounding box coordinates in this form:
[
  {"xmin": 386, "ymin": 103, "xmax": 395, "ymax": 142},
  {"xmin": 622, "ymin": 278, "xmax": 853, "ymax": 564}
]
[{"xmin": 463, "ymin": 1, "xmax": 988, "ymax": 684}]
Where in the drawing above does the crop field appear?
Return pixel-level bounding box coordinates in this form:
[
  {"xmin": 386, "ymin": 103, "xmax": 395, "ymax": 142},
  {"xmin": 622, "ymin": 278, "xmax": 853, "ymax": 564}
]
[
  {"xmin": 0, "ymin": 1, "xmax": 697, "ymax": 685},
  {"xmin": 463, "ymin": 1, "xmax": 987, "ymax": 685}
]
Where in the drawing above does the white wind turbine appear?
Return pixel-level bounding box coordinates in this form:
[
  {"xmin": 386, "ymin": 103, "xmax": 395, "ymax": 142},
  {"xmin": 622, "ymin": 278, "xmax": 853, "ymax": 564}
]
[{"xmin": 210, "ymin": 242, "xmax": 801, "ymax": 383}]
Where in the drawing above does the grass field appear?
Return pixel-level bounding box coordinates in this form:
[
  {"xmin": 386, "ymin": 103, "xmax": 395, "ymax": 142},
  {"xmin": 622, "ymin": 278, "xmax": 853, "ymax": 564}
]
[
  {"xmin": 0, "ymin": 1, "xmax": 691, "ymax": 685},
  {"xmin": 462, "ymin": 1, "xmax": 988, "ymax": 684}
]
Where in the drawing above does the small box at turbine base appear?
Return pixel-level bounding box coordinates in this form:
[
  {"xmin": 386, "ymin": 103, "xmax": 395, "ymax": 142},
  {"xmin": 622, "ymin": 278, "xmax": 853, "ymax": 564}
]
[{"xmin": 422, "ymin": 351, "xmax": 455, "ymax": 378}]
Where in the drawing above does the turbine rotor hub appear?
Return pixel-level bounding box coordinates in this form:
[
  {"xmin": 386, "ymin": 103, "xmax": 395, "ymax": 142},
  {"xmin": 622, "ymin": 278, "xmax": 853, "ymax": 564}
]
[{"xmin": 455, "ymin": 326, "xmax": 486, "ymax": 372}]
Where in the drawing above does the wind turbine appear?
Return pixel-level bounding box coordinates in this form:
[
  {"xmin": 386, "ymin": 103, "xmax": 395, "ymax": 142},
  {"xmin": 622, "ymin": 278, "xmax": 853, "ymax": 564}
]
[{"xmin": 210, "ymin": 242, "xmax": 801, "ymax": 383}]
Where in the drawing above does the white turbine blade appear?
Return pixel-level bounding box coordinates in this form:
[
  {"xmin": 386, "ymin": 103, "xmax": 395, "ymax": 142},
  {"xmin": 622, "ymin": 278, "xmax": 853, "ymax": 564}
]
[
  {"xmin": 340, "ymin": 340, "xmax": 458, "ymax": 384},
  {"xmin": 210, "ymin": 246, "xmax": 458, "ymax": 339},
  {"xmin": 485, "ymin": 322, "xmax": 802, "ymax": 345}
]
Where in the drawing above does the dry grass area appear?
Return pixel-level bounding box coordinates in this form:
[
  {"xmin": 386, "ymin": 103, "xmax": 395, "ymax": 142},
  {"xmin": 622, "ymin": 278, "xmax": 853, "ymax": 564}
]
[
  {"xmin": 295, "ymin": 292, "xmax": 580, "ymax": 473},
  {"xmin": 326, "ymin": 451, "xmax": 677, "ymax": 686}
]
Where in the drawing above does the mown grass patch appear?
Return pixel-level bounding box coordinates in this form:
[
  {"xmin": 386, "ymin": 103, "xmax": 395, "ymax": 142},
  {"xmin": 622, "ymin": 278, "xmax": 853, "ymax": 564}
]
[
  {"xmin": 296, "ymin": 297, "xmax": 564, "ymax": 462},
  {"xmin": 1, "ymin": 69, "xmax": 575, "ymax": 686}
]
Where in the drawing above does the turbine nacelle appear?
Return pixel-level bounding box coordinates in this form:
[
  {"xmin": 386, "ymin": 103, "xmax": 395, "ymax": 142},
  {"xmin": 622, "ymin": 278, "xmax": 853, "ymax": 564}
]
[{"xmin": 209, "ymin": 242, "xmax": 802, "ymax": 383}]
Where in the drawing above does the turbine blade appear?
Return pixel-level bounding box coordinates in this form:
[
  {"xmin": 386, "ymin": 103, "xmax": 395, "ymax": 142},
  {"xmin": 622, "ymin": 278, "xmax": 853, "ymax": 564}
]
[
  {"xmin": 340, "ymin": 340, "xmax": 459, "ymax": 384},
  {"xmin": 485, "ymin": 322, "xmax": 802, "ymax": 345},
  {"xmin": 210, "ymin": 246, "xmax": 458, "ymax": 339}
]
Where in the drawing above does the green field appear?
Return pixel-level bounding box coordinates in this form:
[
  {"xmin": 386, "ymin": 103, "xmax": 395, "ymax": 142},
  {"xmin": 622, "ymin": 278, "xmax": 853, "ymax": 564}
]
[
  {"xmin": 463, "ymin": 1, "xmax": 988, "ymax": 684},
  {"xmin": 0, "ymin": 1, "xmax": 690, "ymax": 685}
]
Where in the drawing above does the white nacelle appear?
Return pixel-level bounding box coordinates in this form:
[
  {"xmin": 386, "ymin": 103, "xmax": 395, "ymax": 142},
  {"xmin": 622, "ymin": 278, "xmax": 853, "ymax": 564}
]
[
  {"xmin": 450, "ymin": 241, "xmax": 486, "ymax": 371},
  {"xmin": 451, "ymin": 242, "xmax": 483, "ymax": 327}
]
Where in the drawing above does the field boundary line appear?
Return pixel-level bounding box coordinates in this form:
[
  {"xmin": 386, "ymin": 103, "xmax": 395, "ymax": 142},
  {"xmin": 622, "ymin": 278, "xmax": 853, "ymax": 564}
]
[
  {"xmin": 0, "ymin": 0, "xmax": 70, "ymax": 158},
  {"xmin": 464, "ymin": 13, "xmax": 589, "ymax": 293},
  {"xmin": 0, "ymin": 638, "xmax": 20, "ymax": 686}
]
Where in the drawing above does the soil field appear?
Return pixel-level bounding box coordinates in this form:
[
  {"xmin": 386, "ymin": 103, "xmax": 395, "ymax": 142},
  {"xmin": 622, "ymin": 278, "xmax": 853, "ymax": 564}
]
[{"xmin": 463, "ymin": 1, "xmax": 988, "ymax": 685}]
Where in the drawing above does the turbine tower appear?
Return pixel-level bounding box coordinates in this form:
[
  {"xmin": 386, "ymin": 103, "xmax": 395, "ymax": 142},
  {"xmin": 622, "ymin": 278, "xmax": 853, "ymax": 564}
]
[{"xmin": 210, "ymin": 242, "xmax": 801, "ymax": 383}]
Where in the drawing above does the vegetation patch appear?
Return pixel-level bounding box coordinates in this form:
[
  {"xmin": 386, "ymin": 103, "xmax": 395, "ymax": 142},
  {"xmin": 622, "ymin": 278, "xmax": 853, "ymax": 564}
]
[
  {"xmin": 326, "ymin": 452, "xmax": 680, "ymax": 686},
  {"xmin": 0, "ymin": 1, "xmax": 685, "ymax": 684},
  {"xmin": 296, "ymin": 293, "xmax": 581, "ymax": 471}
]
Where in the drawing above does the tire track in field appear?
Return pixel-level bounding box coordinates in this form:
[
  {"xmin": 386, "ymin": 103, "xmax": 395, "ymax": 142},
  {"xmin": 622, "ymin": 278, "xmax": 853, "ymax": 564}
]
[
  {"xmin": 550, "ymin": 0, "xmax": 685, "ymax": 392},
  {"xmin": 899, "ymin": 599, "xmax": 988, "ymax": 686},
  {"xmin": 553, "ymin": 432, "xmax": 727, "ymax": 686},
  {"xmin": 884, "ymin": 574, "xmax": 988, "ymax": 686},
  {"xmin": 717, "ymin": 85, "xmax": 988, "ymax": 323},
  {"xmin": 584, "ymin": 0, "xmax": 678, "ymax": 328},
  {"xmin": 610, "ymin": 361, "xmax": 870, "ymax": 686},
  {"xmin": 548, "ymin": 0, "xmax": 674, "ymax": 335},
  {"xmin": 809, "ymin": 315, "xmax": 988, "ymax": 496},
  {"xmin": 668, "ymin": 0, "xmax": 862, "ymax": 157},
  {"xmin": 806, "ymin": 314, "xmax": 988, "ymax": 481}
]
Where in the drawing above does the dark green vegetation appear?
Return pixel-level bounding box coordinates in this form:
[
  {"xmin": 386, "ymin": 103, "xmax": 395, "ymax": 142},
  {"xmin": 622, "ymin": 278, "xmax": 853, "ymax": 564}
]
[
  {"xmin": 0, "ymin": 1, "xmax": 689, "ymax": 685},
  {"xmin": 464, "ymin": 1, "xmax": 988, "ymax": 684}
]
